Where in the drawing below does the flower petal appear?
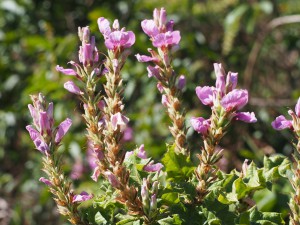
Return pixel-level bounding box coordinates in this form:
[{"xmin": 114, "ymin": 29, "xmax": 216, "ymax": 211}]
[
  {"xmin": 190, "ymin": 117, "xmax": 210, "ymax": 135},
  {"xmin": 195, "ymin": 86, "xmax": 215, "ymax": 106},
  {"xmin": 234, "ymin": 112, "xmax": 257, "ymax": 123},
  {"xmin": 271, "ymin": 115, "xmax": 292, "ymax": 130},
  {"xmin": 221, "ymin": 89, "xmax": 248, "ymax": 111},
  {"xmin": 55, "ymin": 118, "xmax": 72, "ymax": 143},
  {"xmin": 56, "ymin": 65, "xmax": 77, "ymax": 76},
  {"xmin": 72, "ymin": 191, "xmax": 93, "ymax": 203}
]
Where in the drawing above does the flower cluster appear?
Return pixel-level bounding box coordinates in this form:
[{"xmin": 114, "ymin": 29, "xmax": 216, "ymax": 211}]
[
  {"xmin": 26, "ymin": 94, "xmax": 72, "ymax": 154},
  {"xmin": 98, "ymin": 17, "xmax": 135, "ymax": 51},
  {"xmin": 191, "ymin": 63, "xmax": 257, "ymax": 136}
]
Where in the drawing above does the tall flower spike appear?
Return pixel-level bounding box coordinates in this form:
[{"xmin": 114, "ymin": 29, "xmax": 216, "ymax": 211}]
[
  {"xmin": 26, "ymin": 94, "xmax": 87, "ymax": 224},
  {"xmin": 137, "ymin": 8, "xmax": 188, "ymax": 155},
  {"xmin": 272, "ymin": 97, "xmax": 300, "ymax": 224},
  {"xmin": 193, "ymin": 63, "xmax": 256, "ymax": 203}
]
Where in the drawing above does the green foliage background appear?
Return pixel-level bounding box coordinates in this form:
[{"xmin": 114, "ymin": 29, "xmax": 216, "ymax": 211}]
[{"xmin": 0, "ymin": 0, "xmax": 300, "ymax": 224}]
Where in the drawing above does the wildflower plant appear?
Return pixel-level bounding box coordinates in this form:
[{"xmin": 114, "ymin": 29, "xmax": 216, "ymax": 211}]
[{"xmin": 26, "ymin": 7, "xmax": 297, "ymax": 225}]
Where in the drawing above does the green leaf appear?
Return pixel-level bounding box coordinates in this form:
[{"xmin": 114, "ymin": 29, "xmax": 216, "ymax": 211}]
[
  {"xmin": 95, "ymin": 212, "xmax": 108, "ymax": 225},
  {"xmin": 237, "ymin": 206, "xmax": 285, "ymax": 225},
  {"xmin": 161, "ymin": 144, "xmax": 195, "ymax": 181},
  {"xmin": 223, "ymin": 4, "xmax": 249, "ymax": 54},
  {"xmin": 158, "ymin": 214, "xmax": 182, "ymax": 225},
  {"xmin": 263, "ymin": 155, "xmax": 291, "ymax": 181},
  {"xmin": 116, "ymin": 218, "xmax": 141, "ymax": 225}
]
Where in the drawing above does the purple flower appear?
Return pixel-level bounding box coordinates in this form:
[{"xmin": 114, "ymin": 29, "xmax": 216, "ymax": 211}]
[
  {"xmin": 162, "ymin": 95, "xmax": 170, "ymax": 107},
  {"xmin": 152, "ymin": 31, "xmax": 181, "ymax": 48},
  {"xmin": 26, "ymin": 125, "xmax": 49, "ymax": 154},
  {"xmin": 234, "ymin": 112, "xmax": 257, "ymax": 123},
  {"xmin": 137, "ymin": 144, "xmax": 147, "ymax": 159},
  {"xmin": 135, "ymin": 54, "xmax": 158, "ymax": 63},
  {"xmin": 55, "ymin": 65, "xmax": 78, "ymax": 76},
  {"xmin": 91, "ymin": 167, "xmax": 101, "ymax": 182},
  {"xmin": 124, "ymin": 150, "xmax": 134, "ymax": 159},
  {"xmin": 190, "ymin": 117, "xmax": 211, "ymax": 135},
  {"xmin": 141, "ymin": 178, "xmax": 149, "ymax": 202},
  {"xmin": 157, "ymin": 83, "xmax": 164, "ymax": 93},
  {"xmin": 39, "ymin": 111, "xmax": 51, "ymax": 136},
  {"xmin": 271, "ymin": 115, "xmax": 292, "ymax": 130},
  {"xmin": 221, "ymin": 89, "xmax": 248, "ymax": 111},
  {"xmin": 177, "ymin": 75, "xmax": 186, "ymax": 90},
  {"xmin": 105, "ymin": 30, "xmax": 135, "ymax": 50},
  {"xmin": 214, "ymin": 63, "xmax": 226, "ymax": 96},
  {"xmin": 226, "ymin": 72, "xmax": 238, "ymax": 92},
  {"xmin": 64, "ymin": 81, "xmax": 83, "ymax": 95},
  {"xmin": 122, "ymin": 127, "xmax": 133, "ymax": 142},
  {"xmin": 150, "ymin": 194, "xmax": 157, "ymax": 211},
  {"xmin": 295, "ymin": 97, "xmax": 300, "ymax": 117},
  {"xmin": 39, "ymin": 177, "xmax": 52, "ymax": 186},
  {"xmin": 72, "ymin": 191, "xmax": 93, "ymax": 203},
  {"xmin": 141, "ymin": 19, "xmax": 159, "ymax": 37},
  {"xmin": 143, "ymin": 161, "xmax": 163, "ymax": 172},
  {"xmin": 111, "ymin": 112, "xmax": 129, "ymax": 132},
  {"xmin": 147, "ymin": 65, "xmax": 161, "ymax": 78},
  {"xmin": 196, "ymin": 86, "xmax": 215, "ymax": 106},
  {"xmin": 104, "ymin": 171, "xmax": 120, "ymax": 188},
  {"xmin": 55, "ymin": 118, "xmax": 72, "ymax": 144},
  {"xmin": 70, "ymin": 159, "xmax": 84, "ymax": 180},
  {"xmin": 97, "ymin": 17, "xmax": 111, "ymax": 38}
]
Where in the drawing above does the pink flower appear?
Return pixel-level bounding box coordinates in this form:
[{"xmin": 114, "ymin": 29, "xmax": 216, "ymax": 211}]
[
  {"xmin": 147, "ymin": 65, "xmax": 161, "ymax": 78},
  {"xmin": 55, "ymin": 118, "xmax": 72, "ymax": 144},
  {"xmin": 214, "ymin": 63, "xmax": 226, "ymax": 96},
  {"xmin": 39, "ymin": 177, "xmax": 52, "ymax": 186},
  {"xmin": 295, "ymin": 97, "xmax": 300, "ymax": 117},
  {"xmin": 27, "ymin": 125, "xmax": 50, "ymax": 153},
  {"xmin": 157, "ymin": 83, "xmax": 164, "ymax": 93},
  {"xmin": 105, "ymin": 30, "xmax": 135, "ymax": 50},
  {"xmin": 271, "ymin": 115, "xmax": 292, "ymax": 130},
  {"xmin": 64, "ymin": 81, "xmax": 83, "ymax": 95},
  {"xmin": 70, "ymin": 159, "xmax": 84, "ymax": 180},
  {"xmin": 97, "ymin": 17, "xmax": 111, "ymax": 38},
  {"xmin": 196, "ymin": 86, "xmax": 215, "ymax": 106},
  {"xmin": 55, "ymin": 65, "xmax": 78, "ymax": 76},
  {"xmin": 143, "ymin": 161, "xmax": 163, "ymax": 172},
  {"xmin": 141, "ymin": 19, "xmax": 159, "ymax": 37},
  {"xmin": 221, "ymin": 89, "xmax": 248, "ymax": 111},
  {"xmin": 226, "ymin": 72, "xmax": 238, "ymax": 92},
  {"xmin": 190, "ymin": 117, "xmax": 211, "ymax": 135},
  {"xmin": 91, "ymin": 166, "xmax": 101, "ymax": 182},
  {"xmin": 135, "ymin": 54, "xmax": 158, "ymax": 63},
  {"xmin": 72, "ymin": 191, "xmax": 93, "ymax": 203},
  {"xmin": 234, "ymin": 112, "xmax": 257, "ymax": 123},
  {"xmin": 122, "ymin": 127, "xmax": 133, "ymax": 142},
  {"xmin": 152, "ymin": 31, "xmax": 181, "ymax": 48},
  {"xmin": 162, "ymin": 95, "xmax": 170, "ymax": 107},
  {"xmin": 39, "ymin": 111, "xmax": 51, "ymax": 136},
  {"xmin": 111, "ymin": 112, "xmax": 129, "ymax": 132},
  {"xmin": 137, "ymin": 144, "xmax": 147, "ymax": 159},
  {"xmin": 104, "ymin": 171, "xmax": 120, "ymax": 188},
  {"xmin": 177, "ymin": 75, "xmax": 186, "ymax": 90}
]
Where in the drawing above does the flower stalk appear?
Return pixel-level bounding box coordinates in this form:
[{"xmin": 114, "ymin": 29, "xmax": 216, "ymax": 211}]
[
  {"xmin": 192, "ymin": 64, "xmax": 256, "ymax": 202},
  {"xmin": 137, "ymin": 8, "xmax": 188, "ymax": 155},
  {"xmin": 26, "ymin": 93, "xmax": 90, "ymax": 225},
  {"xmin": 272, "ymin": 98, "xmax": 300, "ymax": 225}
]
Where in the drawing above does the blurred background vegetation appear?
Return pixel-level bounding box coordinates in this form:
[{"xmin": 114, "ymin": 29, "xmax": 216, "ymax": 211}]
[{"xmin": 1, "ymin": 0, "xmax": 300, "ymax": 224}]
